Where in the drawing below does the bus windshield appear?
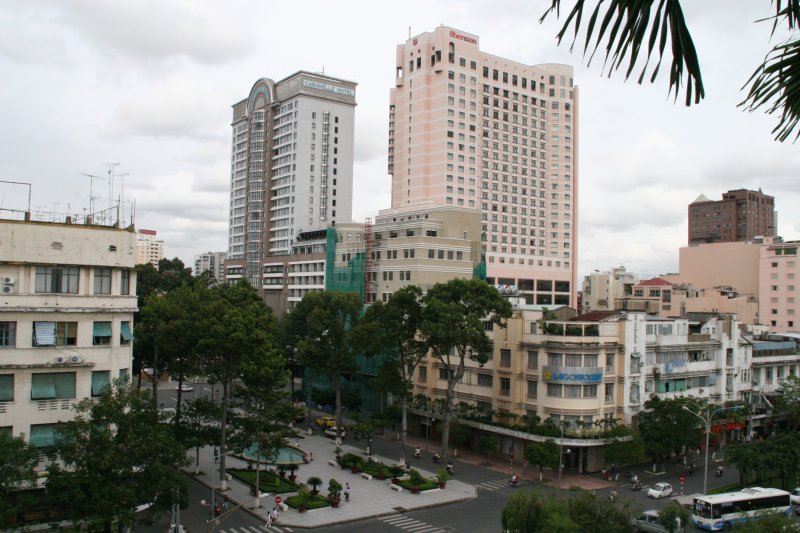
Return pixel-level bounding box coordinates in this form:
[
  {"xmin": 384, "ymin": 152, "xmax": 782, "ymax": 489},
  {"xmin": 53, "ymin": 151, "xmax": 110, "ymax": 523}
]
[{"xmin": 694, "ymin": 500, "xmax": 712, "ymax": 519}]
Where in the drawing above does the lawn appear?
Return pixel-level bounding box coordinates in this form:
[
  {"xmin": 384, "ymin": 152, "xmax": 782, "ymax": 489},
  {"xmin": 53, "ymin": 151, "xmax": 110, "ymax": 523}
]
[
  {"xmin": 285, "ymin": 493, "xmax": 330, "ymax": 510},
  {"xmin": 227, "ymin": 468, "xmax": 300, "ymax": 494}
]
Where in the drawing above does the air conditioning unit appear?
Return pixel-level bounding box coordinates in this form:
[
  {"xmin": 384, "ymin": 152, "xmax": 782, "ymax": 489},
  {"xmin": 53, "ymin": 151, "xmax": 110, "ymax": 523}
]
[
  {"xmin": 55, "ymin": 355, "xmax": 67, "ymax": 364},
  {"xmin": 3, "ymin": 277, "xmax": 15, "ymax": 285},
  {"xmin": 69, "ymin": 356, "xmax": 82, "ymax": 364},
  {"xmin": 1, "ymin": 285, "xmax": 14, "ymax": 294}
]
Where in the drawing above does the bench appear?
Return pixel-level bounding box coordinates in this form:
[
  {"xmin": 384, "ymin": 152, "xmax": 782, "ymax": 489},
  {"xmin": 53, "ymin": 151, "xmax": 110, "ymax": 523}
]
[
  {"xmin": 361, "ymin": 472, "xmax": 373, "ymax": 481},
  {"xmin": 328, "ymin": 459, "xmax": 337, "ymax": 467},
  {"xmin": 389, "ymin": 483, "xmax": 403, "ymax": 493}
]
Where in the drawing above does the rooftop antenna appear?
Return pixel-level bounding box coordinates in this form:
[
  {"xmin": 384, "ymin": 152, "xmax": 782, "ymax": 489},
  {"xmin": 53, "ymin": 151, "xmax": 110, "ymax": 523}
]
[
  {"xmin": 408, "ymin": 26, "xmax": 411, "ymax": 39},
  {"xmin": 118, "ymin": 172, "xmax": 129, "ymax": 225},
  {"xmin": 82, "ymin": 173, "xmax": 104, "ymax": 220},
  {"xmin": 104, "ymin": 162, "xmax": 119, "ymax": 223}
]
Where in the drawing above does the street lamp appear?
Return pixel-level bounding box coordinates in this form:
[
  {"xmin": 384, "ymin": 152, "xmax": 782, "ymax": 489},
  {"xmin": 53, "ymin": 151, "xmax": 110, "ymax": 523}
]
[
  {"xmin": 682, "ymin": 405, "xmax": 742, "ymax": 494},
  {"xmin": 557, "ymin": 424, "xmax": 572, "ymax": 491}
]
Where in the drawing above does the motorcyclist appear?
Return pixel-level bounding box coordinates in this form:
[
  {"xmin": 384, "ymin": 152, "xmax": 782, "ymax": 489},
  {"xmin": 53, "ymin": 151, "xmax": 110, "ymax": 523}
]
[
  {"xmin": 433, "ymin": 451, "xmax": 441, "ymax": 463},
  {"xmin": 414, "ymin": 446, "xmax": 421, "ymax": 458},
  {"xmin": 446, "ymin": 461, "xmax": 454, "ymax": 475},
  {"xmin": 510, "ymin": 472, "xmax": 520, "ymax": 486}
]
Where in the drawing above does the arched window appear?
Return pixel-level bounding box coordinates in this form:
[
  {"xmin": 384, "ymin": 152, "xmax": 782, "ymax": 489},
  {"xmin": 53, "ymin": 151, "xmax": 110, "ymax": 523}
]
[{"xmin": 448, "ymin": 42, "xmax": 455, "ymax": 63}]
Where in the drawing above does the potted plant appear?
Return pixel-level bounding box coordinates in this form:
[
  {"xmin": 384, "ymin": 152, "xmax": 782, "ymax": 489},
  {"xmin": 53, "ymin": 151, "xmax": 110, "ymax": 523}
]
[
  {"xmin": 351, "ymin": 458, "xmax": 362, "ymax": 474},
  {"xmin": 327, "ymin": 478, "xmax": 343, "ymax": 508},
  {"xmin": 436, "ymin": 467, "xmax": 449, "ymax": 489},
  {"xmin": 287, "ymin": 464, "xmax": 299, "ymax": 483},
  {"xmin": 307, "ymin": 476, "xmax": 323, "ymax": 495},
  {"xmin": 296, "ymin": 484, "xmax": 310, "ymax": 513},
  {"xmin": 278, "ymin": 466, "xmax": 286, "ymax": 478},
  {"xmin": 388, "ymin": 464, "xmax": 404, "ymax": 481},
  {"xmin": 409, "ymin": 469, "xmax": 423, "ymax": 494},
  {"xmin": 334, "ymin": 446, "xmax": 342, "ymax": 461}
]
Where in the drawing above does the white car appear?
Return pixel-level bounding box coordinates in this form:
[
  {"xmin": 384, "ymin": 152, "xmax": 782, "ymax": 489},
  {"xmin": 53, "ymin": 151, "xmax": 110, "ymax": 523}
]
[
  {"xmin": 176, "ymin": 384, "xmax": 194, "ymax": 393},
  {"xmin": 647, "ymin": 482, "xmax": 673, "ymax": 499},
  {"xmin": 791, "ymin": 487, "xmax": 800, "ymax": 505},
  {"xmin": 324, "ymin": 426, "xmax": 346, "ymax": 439}
]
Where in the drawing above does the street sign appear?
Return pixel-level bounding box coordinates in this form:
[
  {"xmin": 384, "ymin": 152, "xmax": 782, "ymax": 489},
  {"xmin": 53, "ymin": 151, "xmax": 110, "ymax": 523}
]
[
  {"xmin": 274, "ymin": 496, "xmax": 283, "ymax": 505},
  {"xmin": 679, "ymin": 475, "xmax": 686, "ymax": 484}
]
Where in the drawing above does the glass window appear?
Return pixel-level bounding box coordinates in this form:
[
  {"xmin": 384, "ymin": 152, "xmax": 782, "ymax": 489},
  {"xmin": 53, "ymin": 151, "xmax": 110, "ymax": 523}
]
[
  {"xmin": 35, "ymin": 266, "xmax": 80, "ymax": 294},
  {"xmin": 31, "ymin": 372, "xmax": 76, "ymax": 400},
  {"xmin": 547, "ymin": 353, "xmax": 562, "ymax": 366},
  {"xmin": 477, "ymin": 374, "xmax": 493, "ymax": 387},
  {"xmin": 500, "ymin": 377, "xmax": 511, "ymax": 394},
  {"xmin": 605, "ymin": 383, "xmax": 614, "ymax": 402},
  {"xmin": 91, "ymin": 371, "xmax": 111, "ymax": 396},
  {"xmin": 0, "ymin": 374, "xmax": 13, "ymax": 401},
  {"xmin": 565, "ymin": 384, "xmax": 581, "ymax": 398},
  {"xmin": 118, "ymin": 368, "xmax": 129, "ymax": 383},
  {"xmin": 120, "ymin": 321, "xmax": 133, "ymax": 345},
  {"xmin": 500, "ymin": 349, "xmax": 511, "ymax": 367},
  {"xmin": 583, "ymin": 384, "xmax": 598, "ymax": 397},
  {"xmin": 527, "ymin": 380, "xmax": 538, "ymax": 399},
  {"xmin": 93, "ymin": 321, "xmax": 112, "ymax": 346},
  {"xmin": 584, "ymin": 354, "xmax": 598, "ymax": 367},
  {"xmin": 120, "ymin": 270, "xmax": 131, "ymax": 295},
  {"xmin": 29, "ymin": 423, "xmax": 62, "ymax": 448},
  {"xmin": 547, "ymin": 383, "xmax": 562, "ymax": 397},
  {"xmin": 0, "ymin": 322, "xmax": 16, "ymax": 348},
  {"xmin": 565, "ymin": 354, "xmax": 581, "ymax": 367},
  {"xmin": 94, "ymin": 268, "xmax": 112, "ymax": 294},
  {"xmin": 527, "ymin": 350, "xmax": 538, "ymax": 369}
]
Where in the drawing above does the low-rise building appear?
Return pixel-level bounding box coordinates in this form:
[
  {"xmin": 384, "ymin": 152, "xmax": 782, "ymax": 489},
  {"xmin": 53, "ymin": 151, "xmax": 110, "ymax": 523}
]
[{"xmin": 0, "ymin": 217, "xmax": 137, "ymax": 446}]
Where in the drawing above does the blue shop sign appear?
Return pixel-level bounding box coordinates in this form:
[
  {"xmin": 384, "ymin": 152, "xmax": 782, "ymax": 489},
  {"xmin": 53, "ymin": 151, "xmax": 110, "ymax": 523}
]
[{"xmin": 542, "ymin": 366, "xmax": 603, "ymax": 384}]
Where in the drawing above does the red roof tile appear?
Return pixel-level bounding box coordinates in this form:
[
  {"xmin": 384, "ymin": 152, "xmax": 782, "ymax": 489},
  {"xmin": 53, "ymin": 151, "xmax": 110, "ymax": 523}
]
[{"xmin": 638, "ymin": 278, "xmax": 672, "ymax": 286}]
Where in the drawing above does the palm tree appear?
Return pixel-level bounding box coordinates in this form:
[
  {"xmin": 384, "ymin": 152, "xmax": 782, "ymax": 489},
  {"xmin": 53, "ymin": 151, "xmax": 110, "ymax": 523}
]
[{"xmin": 542, "ymin": 1, "xmax": 800, "ymax": 141}]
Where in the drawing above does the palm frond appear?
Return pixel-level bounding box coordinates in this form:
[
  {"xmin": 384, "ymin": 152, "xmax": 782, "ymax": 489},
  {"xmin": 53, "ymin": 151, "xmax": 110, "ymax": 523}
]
[
  {"xmin": 541, "ymin": 0, "xmax": 704, "ymax": 105},
  {"xmin": 740, "ymin": 37, "xmax": 800, "ymax": 142}
]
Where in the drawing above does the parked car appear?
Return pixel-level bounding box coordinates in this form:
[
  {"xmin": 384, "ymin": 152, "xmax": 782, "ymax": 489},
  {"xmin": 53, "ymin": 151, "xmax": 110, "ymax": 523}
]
[
  {"xmin": 324, "ymin": 426, "xmax": 346, "ymax": 439},
  {"xmin": 315, "ymin": 416, "xmax": 336, "ymax": 428},
  {"xmin": 790, "ymin": 487, "xmax": 800, "ymax": 514},
  {"xmin": 633, "ymin": 510, "xmax": 668, "ymax": 533},
  {"xmin": 647, "ymin": 482, "xmax": 673, "ymax": 499},
  {"xmin": 176, "ymin": 383, "xmax": 194, "ymax": 393}
]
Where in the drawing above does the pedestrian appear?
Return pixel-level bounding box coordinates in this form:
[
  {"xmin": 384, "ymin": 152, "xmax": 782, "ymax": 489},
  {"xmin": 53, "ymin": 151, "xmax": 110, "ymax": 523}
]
[
  {"xmin": 271, "ymin": 507, "xmax": 278, "ymax": 524},
  {"xmin": 223, "ymin": 495, "xmax": 229, "ymax": 511},
  {"xmin": 309, "ymin": 451, "xmax": 313, "ymax": 462},
  {"xmin": 344, "ymin": 483, "xmax": 350, "ymax": 502},
  {"xmin": 265, "ymin": 511, "xmax": 272, "ymax": 528}
]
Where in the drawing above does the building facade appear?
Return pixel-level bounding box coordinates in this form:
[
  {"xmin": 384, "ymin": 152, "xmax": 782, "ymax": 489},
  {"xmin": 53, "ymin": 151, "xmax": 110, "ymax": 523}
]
[
  {"xmin": 0, "ymin": 218, "xmax": 137, "ymax": 445},
  {"xmin": 688, "ymin": 189, "xmax": 776, "ymax": 244},
  {"xmin": 759, "ymin": 239, "xmax": 800, "ymax": 331},
  {"xmin": 226, "ymin": 72, "xmax": 357, "ymax": 287},
  {"xmin": 194, "ymin": 251, "xmax": 227, "ymax": 282},
  {"xmin": 135, "ymin": 229, "xmax": 164, "ymax": 267},
  {"xmin": 389, "ymin": 26, "xmax": 579, "ymax": 306},
  {"xmin": 581, "ymin": 266, "xmax": 638, "ymax": 313}
]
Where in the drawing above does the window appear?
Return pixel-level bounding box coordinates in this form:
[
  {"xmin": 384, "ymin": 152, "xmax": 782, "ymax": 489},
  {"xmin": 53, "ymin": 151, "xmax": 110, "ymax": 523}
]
[
  {"xmin": 120, "ymin": 270, "xmax": 131, "ymax": 295},
  {"xmin": 500, "ymin": 349, "xmax": 511, "ymax": 368},
  {"xmin": 33, "ymin": 321, "xmax": 77, "ymax": 346},
  {"xmin": 604, "ymin": 383, "xmax": 614, "ymax": 403},
  {"xmin": 0, "ymin": 322, "xmax": 16, "ymax": 348},
  {"xmin": 477, "ymin": 374, "xmax": 493, "ymax": 387},
  {"xmin": 547, "ymin": 353, "xmax": 562, "ymax": 366},
  {"xmin": 500, "ymin": 377, "xmax": 511, "ymax": 395},
  {"xmin": 91, "ymin": 371, "xmax": 111, "ymax": 397},
  {"xmin": 92, "ymin": 321, "xmax": 112, "ymax": 345},
  {"xmin": 527, "ymin": 350, "xmax": 538, "ymax": 369},
  {"xmin": 527, "ymin": 380, "xmax": 538, "ymax": 399},
  {"xmin": 583, "ymin": 384, "xmax": 598, "ymax": 398},
  {"xmin": 439, "ymin": 368, "xmax": 454, "ymax": 380},
  {"xmin": 419, "ymin": 366, "xmax": 427, "ymax": 382},
  {"xmin": 547, "ymin": 383, "xmax": 562, "ymax": 397},
  {"xmin": 29, "ymin": 423, "xmax": 63, "ymax": 448},
  {"xmin": 565, "ymin": 385, "xmax": 581, "ymax": 398},
  {"xmin": 584, "ymin": 355, "xmax": 598, "ymax": 367},
  {"xmin": 94, "ymin": 268, "xmax": 112, "ymax": 294},
  {"xmin": 565, "ymin": 354, "xmax": 581, "ymax": 367},
  {"xmin": 120, "ymin": 321, "xmax": 133, "ymax": 345},
  {"xmin": 35, "ymin": 266, "xmax": 79, "ymax": 294},
  {"xmin": 0, "ymin": 374, "xmax": 13, "ymax": 401},
  {"xmin": 119, "ymin": 368, "xmax": 129, "ymax": 382},
  {"xmin": 31, "ymin": 372, "xmax": 76, "ymax": 400}
]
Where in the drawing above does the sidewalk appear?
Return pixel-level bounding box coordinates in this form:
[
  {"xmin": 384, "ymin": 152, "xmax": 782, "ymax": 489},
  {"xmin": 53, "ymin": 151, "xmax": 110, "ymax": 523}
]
[{"xmin": 188, "ymin": 428, "xmax": 476, "ymax": 529}]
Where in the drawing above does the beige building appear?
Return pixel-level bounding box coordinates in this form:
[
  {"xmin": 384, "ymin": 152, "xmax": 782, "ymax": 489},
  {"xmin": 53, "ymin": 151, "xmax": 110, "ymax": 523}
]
[
  {"xmin": 135, "ymin": 228, "xmax": 164, "ymax": 268},
  {"xmin": 389, "ymin": 26, "xmax": 579, "ymax": 307},
  {"xmin": 581, "ymin": 266, "xmax": 638, "ymax": 313},
  {"xmin": 0, "ymin": 218, "xmax": 137, "ymax": 446}
]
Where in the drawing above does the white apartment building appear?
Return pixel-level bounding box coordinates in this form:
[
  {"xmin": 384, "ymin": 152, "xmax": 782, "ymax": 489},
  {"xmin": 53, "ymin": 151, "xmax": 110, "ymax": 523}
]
[
  {"xmin": 194, "ymin": 251, "xmax": 227, "ymax": 282},
  {"xmin": 0, "ymin": 218, "xmax": 137, "ymax": 446},
  {"xmin": 389, "ymin": 26, "xmax": 579, "ymax": 306},
  {"xmin": 581, "ymin": 266, "xmax": 639, "ymax": 313},
  {"xmin": 135, "ymin": 228, "xmax": 164, "ymax": 268},
  {"xmin": 227, "ymin": 72, "xmax": 357, "ymax": 288}
]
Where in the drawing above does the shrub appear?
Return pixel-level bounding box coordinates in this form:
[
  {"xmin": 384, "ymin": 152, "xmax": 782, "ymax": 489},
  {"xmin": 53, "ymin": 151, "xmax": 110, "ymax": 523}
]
[{"xmin": 328, "ymin": 478, "xmax": 342, "ymax": 501}]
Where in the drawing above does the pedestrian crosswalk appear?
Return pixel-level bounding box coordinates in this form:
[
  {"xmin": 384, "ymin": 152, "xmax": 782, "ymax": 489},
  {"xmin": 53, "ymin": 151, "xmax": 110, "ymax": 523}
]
[
  {"xmin": 477, "ymin": 478, "xmax": 526, "ymax": 491},
  {"xmin": 379, "ymin": 513, "xmax": 447, "ymax": 532},
  {"xmin": 216, "ymin": 526, "xmax": 293, "ymax": 533}
]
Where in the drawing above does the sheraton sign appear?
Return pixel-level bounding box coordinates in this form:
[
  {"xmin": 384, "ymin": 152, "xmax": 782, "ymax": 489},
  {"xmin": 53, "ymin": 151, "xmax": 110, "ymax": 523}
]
[{"xmin": 449, "ymin": 30, "xmax": 477, "ymax": 45}]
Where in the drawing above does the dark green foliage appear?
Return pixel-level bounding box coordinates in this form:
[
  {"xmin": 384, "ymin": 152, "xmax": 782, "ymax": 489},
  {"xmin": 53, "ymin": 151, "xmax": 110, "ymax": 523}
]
[
  {"xmin": 0, "ymin": 432, "xmax": 39, "ymax": 526},
  {"xmin": 657, "ymin": 501, "xmax": 691, "ymax": 533},
  {"xmin": 227, "ymin": 469, "xmax": 298, "ymax": 494}
]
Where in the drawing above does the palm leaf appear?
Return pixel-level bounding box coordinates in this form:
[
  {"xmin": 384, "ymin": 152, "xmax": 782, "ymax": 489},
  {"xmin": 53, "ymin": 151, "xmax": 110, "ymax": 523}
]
[{"xmin": 541, "ymin": 0, "xmax": 704, "ymax": 105}]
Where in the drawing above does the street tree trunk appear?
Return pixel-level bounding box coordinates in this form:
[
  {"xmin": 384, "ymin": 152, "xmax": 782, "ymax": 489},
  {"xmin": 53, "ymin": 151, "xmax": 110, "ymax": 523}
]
[
  {"xmin": 335, "ymin": 378, "xmax": 343, "ymax": 443},
  {"xmin": 219, "ymin": 380, "xmax": 229, "ymax": 491}
]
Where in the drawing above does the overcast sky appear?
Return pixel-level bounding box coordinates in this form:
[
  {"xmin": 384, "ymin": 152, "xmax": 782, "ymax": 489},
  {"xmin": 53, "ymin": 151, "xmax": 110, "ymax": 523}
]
[{"xmin": 1, "ymin": 1, "xmax": 798, "ymax": 281}]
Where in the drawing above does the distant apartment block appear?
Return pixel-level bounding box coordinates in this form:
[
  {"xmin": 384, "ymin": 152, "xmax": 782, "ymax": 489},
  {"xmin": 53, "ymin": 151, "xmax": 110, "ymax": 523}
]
[
  {"xmin": 581, "ymin": 266, "xmax": 638, "ymax": 313},
  {"xmin": 389, "ymin": 26, "xmax": 579, "ymax": 306},
  {"xmin": 0, "ymin": 217, "xmax": 136, "ymax": 445},
  {"xmin": 194, "ymin": 251, "xmax": 226, "ymax": 282},
  {"xmin": 135, "ymin": 229, "xmax": 164, "ymax": 268},
  {"xmin": 688, "ymin": 189, "xmax": 776, "ymax": 244},
  {"xmin": 226, "ymin": 72, "xmax": 357, "ymax": 288}
]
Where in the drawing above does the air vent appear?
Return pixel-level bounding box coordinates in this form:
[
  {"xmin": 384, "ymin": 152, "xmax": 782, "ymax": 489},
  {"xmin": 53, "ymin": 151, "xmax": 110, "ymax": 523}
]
[
  {"xmin": 51, "ymin": 242, "xmax": 63, "ymax": 250},
  {"xmin": 109, "ymin": 245, "xmax": 117, "ymax": 251}
]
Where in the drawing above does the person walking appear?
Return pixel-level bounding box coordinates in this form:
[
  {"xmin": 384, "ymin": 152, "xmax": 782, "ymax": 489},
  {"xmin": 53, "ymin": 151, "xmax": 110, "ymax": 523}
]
[
  {"xmin": 271, "ymin": 507, "xmax": 278, "ymax": 524},
  {"xmin": 344, "ymin": 483, "xmax": 351, "ymax": 502},
  {"xmin": 265, "ymin": 511, "xmax": 272, "ymax": 528}
]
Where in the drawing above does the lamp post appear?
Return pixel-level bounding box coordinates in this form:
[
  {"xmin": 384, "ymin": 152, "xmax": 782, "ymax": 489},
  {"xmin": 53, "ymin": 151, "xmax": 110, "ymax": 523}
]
[
  {"xmin": 557, "ymin": 424, "xmax": 571, "ymax": 491},
  {"xmin": 682, "ymin": 405, "xmax": 742, "ymax": 494}
]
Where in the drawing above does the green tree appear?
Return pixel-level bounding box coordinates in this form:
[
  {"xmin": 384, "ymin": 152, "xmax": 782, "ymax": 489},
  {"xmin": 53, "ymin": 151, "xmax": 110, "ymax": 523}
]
[
  {"xmin": 0, "ymin": 432, "xmax": 39, "ymax": 526},
  {"xmin": 199, "ymin": 281, "xmax": 279, "ymax": 491},
  {"xmin": 285, "ymin": 291, "xmax": 361, "ymax": 441},
  {"xmin": 476, "ymin": 434, "xmax": 499, "ymax": 464},
  {"xmin": 736, "ymin": 511, "xmax": 800, "ymax": 532},
  {"xmin": 45, "ymin": 381, "xmax": 187, "ymax": 533},
  {"xmin": 658, "ymin": 501, "xmax": 691, "ymax": 533},
  {"xmin": 525, "ymin": 440, "xmax": 560, "ymax": 482},
  {"xmin": 419, "ymin": 278, "xmax": 512, "ymax": 463},
  {"xmin": 775, "ymin": 374, "xmax": 800, "ymax": 428},
  {"xmin": 353, "ymin": 285, "xmax": 426, "ymax": 465},
  {"xmin": 502, "ymin": 489, "xmax": 634, "ymax": 533},
  {"xmin": 542, "ymin": 1, "xmax": 800, "ymax": 142},
  {"xmin": 638, "ymin": 396, "xmax": 706, "ymax": 470},
  {"xmin": 603, "ymin": 426, "xmax": 646, "ymax": 469},
  {"xmin": 180, "ymin": 397, "xmax": 222, "ymax": 475}
]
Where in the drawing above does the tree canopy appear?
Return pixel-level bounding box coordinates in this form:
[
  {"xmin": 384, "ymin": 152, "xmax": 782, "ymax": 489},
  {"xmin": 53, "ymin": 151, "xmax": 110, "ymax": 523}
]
[
  {"xmin": 502, "ymin": 489, "xmax": 635, "ymax": 533},
  {"xmin": 542, "ymin": 1, "xmax": 800, "ymax": 141}
]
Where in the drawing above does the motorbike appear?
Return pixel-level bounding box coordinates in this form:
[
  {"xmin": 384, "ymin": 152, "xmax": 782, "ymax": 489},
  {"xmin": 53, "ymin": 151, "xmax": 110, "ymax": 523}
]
[
  {"xmin": 509, "ymin": 476, "xmax": 520, "ymax": 487},
  {"xmin": 433, "ymin": 453, "xmax": 441, "ymax": 464},
  {"xmin": 413, "ymin": 448, "xmax": 421, "ymax": 459},
  {"xmin": 446, "ymin": 462, "xmax": 454, "ymax": 475},
  {"xmin": 630, "ymin": 480, "xmax": 642, "ymax": 491}
]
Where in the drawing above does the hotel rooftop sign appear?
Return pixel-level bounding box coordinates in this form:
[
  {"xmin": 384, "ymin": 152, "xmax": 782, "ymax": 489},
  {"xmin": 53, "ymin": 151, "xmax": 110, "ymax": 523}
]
[{"xmin": 303, "ymin": 80, "xmax": 354, "ymax": 97}]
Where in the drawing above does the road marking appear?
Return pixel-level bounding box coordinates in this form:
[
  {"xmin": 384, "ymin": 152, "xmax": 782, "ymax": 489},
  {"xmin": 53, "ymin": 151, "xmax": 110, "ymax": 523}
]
[
  {"xmin": 477, "ymin": 478, "xmax": 526, "ymax": 491},
  {"xmin": 379, "ymin": 514, "xmax": 445, "ymax": 533},
  {"xmin": 217, "ymin": 526, "xmax": 292, "ymax": 533}
]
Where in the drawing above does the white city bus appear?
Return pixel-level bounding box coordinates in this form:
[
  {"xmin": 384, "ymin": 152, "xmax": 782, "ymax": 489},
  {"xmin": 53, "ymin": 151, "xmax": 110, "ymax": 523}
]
[{"xmin": 691, "ymin": 487, "xmax": 791, "ymax": 531}]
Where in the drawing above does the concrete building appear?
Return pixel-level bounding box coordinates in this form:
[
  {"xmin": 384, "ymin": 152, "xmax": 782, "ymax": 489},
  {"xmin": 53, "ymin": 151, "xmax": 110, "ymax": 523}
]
[
  {"xmin": 194, "ymin": 251, "xmax": 227, "ymax": 282},
  {"xmin": 0, "ymin": 218, "xmax": 137, "ymax": 445},
  {"xmin": 581, "ymin": 266, "xmax": 638, "ymax": 313},
  {"xmin": 688, "ymin": 189, "xmax": 775, "ymax": 244},
  {"xmin": 135, "ymin": 229, "xmax": 164, "ymax": 267},
  {"xmin": 226, "ymin": 72, "xmax": 357, "ymax": 287},
  {"xmin": 389, "ymin": 26, "xmax": 579, "ymax": 306},
  {"xmin": 759, "ymin": 238, "xmax": 800, "ymax": 331}
]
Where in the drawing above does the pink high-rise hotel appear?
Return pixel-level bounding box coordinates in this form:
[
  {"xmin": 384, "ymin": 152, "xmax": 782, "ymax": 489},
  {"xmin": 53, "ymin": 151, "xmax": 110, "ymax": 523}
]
[{"xmin": 389, "ymin": 26, "xmax": 578, "ymax": 306}]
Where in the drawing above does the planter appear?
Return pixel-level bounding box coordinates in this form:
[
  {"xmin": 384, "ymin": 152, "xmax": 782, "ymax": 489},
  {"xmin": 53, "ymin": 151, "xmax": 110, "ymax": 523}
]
[
  {"xmin": 330, "ymin": 498, "xmax": 340, "ymax": 508},
  {"xmin": 298, "ymin": 506, "xmax": 307, "ymax": 513},
  {"xmin": 351, "ymin": 468, "xmax": 359, "ymax": 474},
  {"xmin": 438, "ymin": 482, "xmax": 446, "ymax": 489},
  {"xmin": 411, "ymin": 487, "xmax": 421, "ymax": 494},
  {"xmin": 377, "ymin": 473, "xmax": 386, "ymax": 480},
  {"xmin": 289, "ymin": 475, "xmax": 297, "ymax": 483}
]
